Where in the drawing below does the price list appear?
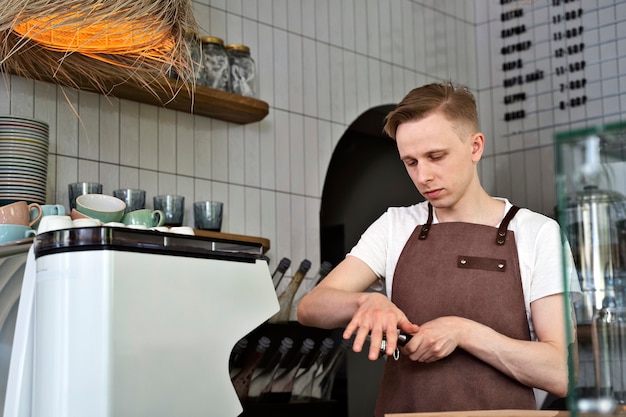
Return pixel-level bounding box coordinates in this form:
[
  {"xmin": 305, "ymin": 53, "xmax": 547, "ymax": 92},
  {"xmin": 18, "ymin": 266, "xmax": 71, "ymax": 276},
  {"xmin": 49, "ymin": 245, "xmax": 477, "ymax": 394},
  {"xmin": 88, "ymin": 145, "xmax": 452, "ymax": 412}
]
[
  {"xmin": 551, "ymin": 0, "xmax": 587, "ymax": 112},
  {"xmin": 498, "ymin": 0, "xmax": 591, "ymax": 129}
]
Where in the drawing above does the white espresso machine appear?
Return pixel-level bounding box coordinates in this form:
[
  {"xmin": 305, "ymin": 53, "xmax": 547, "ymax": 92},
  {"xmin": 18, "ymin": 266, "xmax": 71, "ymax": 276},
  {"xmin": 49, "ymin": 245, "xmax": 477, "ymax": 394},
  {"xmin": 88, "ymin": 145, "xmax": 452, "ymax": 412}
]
[{"xmin": 2, "ymin": 226, "xmax": 278, "ymax": 417}]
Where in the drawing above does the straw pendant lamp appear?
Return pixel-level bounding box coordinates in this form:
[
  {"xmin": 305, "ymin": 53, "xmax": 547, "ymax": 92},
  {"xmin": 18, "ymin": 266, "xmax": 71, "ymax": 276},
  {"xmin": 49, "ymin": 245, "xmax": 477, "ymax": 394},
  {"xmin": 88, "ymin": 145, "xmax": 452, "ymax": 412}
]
[{"xmin": 0, "ymin": 0, "xmax": 198, "ymax": 98}]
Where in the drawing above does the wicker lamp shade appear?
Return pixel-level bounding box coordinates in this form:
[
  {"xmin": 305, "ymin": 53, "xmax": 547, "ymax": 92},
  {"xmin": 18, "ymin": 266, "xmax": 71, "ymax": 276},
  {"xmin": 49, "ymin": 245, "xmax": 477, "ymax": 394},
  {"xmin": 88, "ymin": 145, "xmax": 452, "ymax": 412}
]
[{"xmin": 0, "ymin": 0, "xmax": 198, "ymax": 97}]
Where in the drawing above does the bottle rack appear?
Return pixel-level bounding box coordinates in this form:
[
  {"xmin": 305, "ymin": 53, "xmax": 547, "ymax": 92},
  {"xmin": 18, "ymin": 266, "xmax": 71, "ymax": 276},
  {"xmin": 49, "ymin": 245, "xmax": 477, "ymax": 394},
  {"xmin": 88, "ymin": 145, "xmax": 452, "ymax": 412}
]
[{"xmin": 234, "ymin": 321, "xmax": 347, "ymax": 417}]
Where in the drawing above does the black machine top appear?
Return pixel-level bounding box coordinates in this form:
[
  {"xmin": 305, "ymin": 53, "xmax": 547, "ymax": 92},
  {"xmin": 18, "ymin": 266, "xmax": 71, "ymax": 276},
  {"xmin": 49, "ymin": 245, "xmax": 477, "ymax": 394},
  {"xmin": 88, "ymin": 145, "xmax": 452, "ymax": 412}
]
[{"xmin": 34, "ymin": 226, "xmax": 267, "ymax": 264}]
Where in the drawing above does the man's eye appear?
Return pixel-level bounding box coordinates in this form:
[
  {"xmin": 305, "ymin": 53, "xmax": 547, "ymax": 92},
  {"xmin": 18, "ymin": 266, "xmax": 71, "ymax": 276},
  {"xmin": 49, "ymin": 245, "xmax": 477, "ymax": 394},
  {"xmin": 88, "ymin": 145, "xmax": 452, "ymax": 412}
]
[
  {"xmin": 405, "ymin": 160, "xmax": 417, "ymax": 167},
  {"xmin": 430, "ymin": 154, "xmax": 443, "ymax": 161}
]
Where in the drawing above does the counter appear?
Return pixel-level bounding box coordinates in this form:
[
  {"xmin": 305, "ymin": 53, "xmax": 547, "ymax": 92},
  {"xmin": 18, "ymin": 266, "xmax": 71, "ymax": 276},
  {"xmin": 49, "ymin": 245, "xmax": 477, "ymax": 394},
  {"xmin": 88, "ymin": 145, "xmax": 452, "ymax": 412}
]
[{"xmin": 386, "ymin": 411, "xmax": 581, "ymax": 417}]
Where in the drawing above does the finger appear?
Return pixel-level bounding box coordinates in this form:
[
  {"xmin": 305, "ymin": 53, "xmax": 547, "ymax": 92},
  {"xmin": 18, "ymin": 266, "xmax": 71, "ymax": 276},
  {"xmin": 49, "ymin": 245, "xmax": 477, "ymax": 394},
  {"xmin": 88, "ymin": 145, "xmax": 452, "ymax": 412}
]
[
  {"xmin": 368, "ymin": 340, "xmax": 382, "ymax": 360},
  {"xmin": 352, "ymin": 326, "xmax": 372, "ymax": 353},
  {"xmin": 382, "ymin": 329, "xmax": 398, "ymax": 356},
  {"xmin": 342, "ymin": 325, "xmax": 355, "ymax": 341},
  {"xmin": 368, "ymin": 327, "xmax": 386, "ymax": 360},
  {"xmin": 398, "ymin": 318, "xmax": 420, "ymax": 335},
  {"xmin": 420, "ymin": 352, "xmax": 438, "ymax": 363},
  {"xmin": 404, "ymin": 335, "xmax": 423, "ymax": 361}
]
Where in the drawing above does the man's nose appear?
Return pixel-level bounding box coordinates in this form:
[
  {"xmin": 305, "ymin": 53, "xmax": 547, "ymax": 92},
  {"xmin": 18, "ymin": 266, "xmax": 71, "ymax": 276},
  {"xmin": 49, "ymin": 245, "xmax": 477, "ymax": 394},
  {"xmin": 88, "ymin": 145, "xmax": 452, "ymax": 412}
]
[{"xmin": 415, "ymin": 164, "xmax": 433, "ymax": 184}]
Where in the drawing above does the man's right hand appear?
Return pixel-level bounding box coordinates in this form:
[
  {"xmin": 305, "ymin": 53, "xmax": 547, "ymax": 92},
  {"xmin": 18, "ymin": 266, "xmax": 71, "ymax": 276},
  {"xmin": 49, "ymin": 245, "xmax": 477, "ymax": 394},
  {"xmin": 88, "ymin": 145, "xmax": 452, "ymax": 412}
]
[{"xmin": 343, "ymin": 292, "xmax": 420, "ymax": 360}]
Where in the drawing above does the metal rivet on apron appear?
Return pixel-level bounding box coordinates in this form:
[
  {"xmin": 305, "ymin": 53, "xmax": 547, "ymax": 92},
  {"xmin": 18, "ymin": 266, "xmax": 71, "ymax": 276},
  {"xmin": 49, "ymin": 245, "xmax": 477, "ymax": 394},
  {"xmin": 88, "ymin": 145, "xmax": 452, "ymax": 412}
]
[
  {"xmin": 498, "ymin": 263, "xmax": 504, "ymax": 269},
  {"xmin": 498, "ymin": 231, "xmax": 506, "ymax": 237},
  {"xmin": 460, "ymin": 258, "xmax": 467, "ymax": 264}
]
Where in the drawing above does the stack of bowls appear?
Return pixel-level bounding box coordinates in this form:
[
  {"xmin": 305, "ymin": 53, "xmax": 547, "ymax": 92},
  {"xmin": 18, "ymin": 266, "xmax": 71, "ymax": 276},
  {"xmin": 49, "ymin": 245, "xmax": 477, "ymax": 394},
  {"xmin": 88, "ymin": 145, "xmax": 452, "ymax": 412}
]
[{"xmin": 0, "ymin": 116, "xmax": 49, "ymax": 204}]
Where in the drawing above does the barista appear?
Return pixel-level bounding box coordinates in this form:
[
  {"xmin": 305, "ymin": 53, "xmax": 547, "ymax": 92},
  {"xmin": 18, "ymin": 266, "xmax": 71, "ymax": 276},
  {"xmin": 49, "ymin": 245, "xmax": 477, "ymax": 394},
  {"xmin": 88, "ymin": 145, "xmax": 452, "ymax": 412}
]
[{"xmin": 297, "ymin": 82, "xmax": 580, "ymax": 415}]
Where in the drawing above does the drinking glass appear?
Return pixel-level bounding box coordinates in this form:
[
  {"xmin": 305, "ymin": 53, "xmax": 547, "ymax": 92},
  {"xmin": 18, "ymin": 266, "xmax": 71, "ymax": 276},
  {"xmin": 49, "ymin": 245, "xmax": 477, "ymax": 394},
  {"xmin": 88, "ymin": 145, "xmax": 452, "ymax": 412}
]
[
  {"xmin": 153, "ymin": 195, "xmax": 185, "ymax": 226},
  {"xmin": 113, "ymin": 188, "xmax": 146, "ymax": 214},
  {"xmin": 194, "ymin": 201, "xmax": 223, "ymax": 231},
  {"xmin": 68, "ymin": 182, "xmax": 102, "ymax": 211}
]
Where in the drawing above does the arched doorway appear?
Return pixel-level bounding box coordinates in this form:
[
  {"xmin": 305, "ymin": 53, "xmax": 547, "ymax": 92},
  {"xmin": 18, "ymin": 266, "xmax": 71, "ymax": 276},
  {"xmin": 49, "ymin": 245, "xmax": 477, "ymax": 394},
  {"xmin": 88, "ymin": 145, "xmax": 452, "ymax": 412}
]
[
  {"xmin": 319, "ymin": 104, "xmax": 424, "ymax": 417},
  {"xmin": 320, "ymin": 105, "xmax": 423, "ymax": 268}
]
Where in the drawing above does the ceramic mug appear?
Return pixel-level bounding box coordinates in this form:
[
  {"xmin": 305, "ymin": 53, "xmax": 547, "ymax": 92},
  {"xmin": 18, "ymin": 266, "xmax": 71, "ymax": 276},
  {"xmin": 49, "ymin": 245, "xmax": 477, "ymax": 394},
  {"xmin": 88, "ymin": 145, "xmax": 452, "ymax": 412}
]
[
  {"xmin": 41, "ymin": 204, "xmax": 66, "ymax": 216},
  {"xmin": 0, "ymin": 201, "xmax": 42, "ymax": 227},
  {"xmin": 70, "ymin": 208, "xmax": 92, "ymax": 220},
  {"xmin": 72, "ymin": 218, "xmax": 101, "ymax": 228},
  {"xmin": 32, "ymin": 204, "xmax": 66, "ymax": 230},
  {"xmin": 76, "ymin": 194, "xmax": 126, "ymax": 223},
  {"xmin": 0, "ymin": 224, "xmax": 36, "ymax": 244},
  {"xmin": 122, "ymin": 209, "xmax": 165, "ymax": 228},
  {"xmin": 36, "ymin": 215, "xmax": 74, "ymax": 234},
  {"xmin": 169, "ymin": 226, "xmax": 195, "ymax": 236}
]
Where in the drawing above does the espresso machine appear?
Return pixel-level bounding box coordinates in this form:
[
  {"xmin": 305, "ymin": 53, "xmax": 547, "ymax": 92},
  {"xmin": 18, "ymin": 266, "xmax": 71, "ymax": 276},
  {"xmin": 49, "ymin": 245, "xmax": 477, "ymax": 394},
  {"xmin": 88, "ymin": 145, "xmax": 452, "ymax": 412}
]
[
  {"xmin": 2, "ymin": 226, "xmax": 278, "ymax": 417},
  {"xmin": 555, "ymin": 121, "xmax": 626, "ymax": 414}
]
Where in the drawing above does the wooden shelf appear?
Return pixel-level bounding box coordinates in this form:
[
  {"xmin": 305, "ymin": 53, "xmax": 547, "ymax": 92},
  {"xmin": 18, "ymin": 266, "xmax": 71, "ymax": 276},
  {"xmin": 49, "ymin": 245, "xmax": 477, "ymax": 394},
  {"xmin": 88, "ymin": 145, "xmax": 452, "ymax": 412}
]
[
  {"xmin": 7, "ymin": 70, "xmax": 269, "ymax": 124},
  {"xmin": 193, "ymin": 229, "xmax": 270, "ymax": 254},
  {"xmin": 109, "ymin": 78, "xmax": 270, "ymax": 124}
]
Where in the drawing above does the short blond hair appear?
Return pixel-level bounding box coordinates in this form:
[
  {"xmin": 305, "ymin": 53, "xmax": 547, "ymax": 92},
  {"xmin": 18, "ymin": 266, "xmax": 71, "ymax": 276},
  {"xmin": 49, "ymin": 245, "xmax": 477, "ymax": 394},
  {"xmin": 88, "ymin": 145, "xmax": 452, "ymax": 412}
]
[{"xmin": 383, "ymin": 82, "xmax": 479, "ymax": 140}]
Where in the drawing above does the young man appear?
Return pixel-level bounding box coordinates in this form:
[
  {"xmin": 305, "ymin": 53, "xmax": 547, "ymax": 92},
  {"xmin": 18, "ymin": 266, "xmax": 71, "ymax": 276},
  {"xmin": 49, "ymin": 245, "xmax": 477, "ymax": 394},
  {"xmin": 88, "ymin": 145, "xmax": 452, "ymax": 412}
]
[{"xmin": 297, "ymin": 82, "xmax": 580, "ymax": 415}]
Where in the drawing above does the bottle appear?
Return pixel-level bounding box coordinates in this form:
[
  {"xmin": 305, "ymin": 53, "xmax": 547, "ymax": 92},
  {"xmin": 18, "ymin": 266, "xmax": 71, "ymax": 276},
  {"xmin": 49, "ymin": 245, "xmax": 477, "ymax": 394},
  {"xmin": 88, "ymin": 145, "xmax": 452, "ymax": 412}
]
[
  {"xmin": 313, "ymin": 261, "xmax": 334, "ymax": 286},
  {"xmin": 261, "ymin": 338, "xmax": 315, "ymax": 403},
  {"xmin": 225, "ymin": 44, "xmax": 256, "ymax": 97},
  {"xmin": 229, "ymin": 337, "xmax": 249, "ymax": 378},
  {"xmin": 197, "ymin": 36, "xmax": 230, "ymax": 91},
  {"xmin": 311, "ymin": 339, "xmax": 351, "ymax": 401},
  {"xmin": 231, "ymin": 336, "xmax": 271, "ymax": 402},
  {"xmin": 590, "ymin": 301, "xmax": 625, "ymax": 411},
  {"xmin": 248, "ymin": 336, "xmax": 294, "ymax": 400},
  {"xmin": 290, "ymin": 337, "xmax": 335, "ymax": 402},
  {"xmin": 271, "ymin": 257, "xmax": 292, "ymax": 290},
  {"xmin": 269, "ymin": 259, "xmax": 312, "ymax": 323},
  {"xmin": 289, "ymin": 261, "xmax": 333, "ymax": 320}
]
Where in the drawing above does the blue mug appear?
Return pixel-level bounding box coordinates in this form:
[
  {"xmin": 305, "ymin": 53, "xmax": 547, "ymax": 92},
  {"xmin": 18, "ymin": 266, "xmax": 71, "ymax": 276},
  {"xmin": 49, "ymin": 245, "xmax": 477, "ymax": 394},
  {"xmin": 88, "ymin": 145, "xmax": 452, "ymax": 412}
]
[
  {"xmin": 41, "ymin": 204, "xmax": 66, "ymax": 216},
  {"xmin": 0, "ymin": 224, "xmax": 36, "ymax": 244}
]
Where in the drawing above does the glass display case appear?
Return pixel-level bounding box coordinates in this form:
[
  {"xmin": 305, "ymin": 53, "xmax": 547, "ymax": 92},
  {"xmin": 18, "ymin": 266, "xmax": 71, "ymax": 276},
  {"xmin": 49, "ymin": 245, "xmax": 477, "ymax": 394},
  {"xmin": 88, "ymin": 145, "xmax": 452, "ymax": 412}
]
[{"xmin": 555, "ymin": 121, "xmax": 626, "ymax": 415}]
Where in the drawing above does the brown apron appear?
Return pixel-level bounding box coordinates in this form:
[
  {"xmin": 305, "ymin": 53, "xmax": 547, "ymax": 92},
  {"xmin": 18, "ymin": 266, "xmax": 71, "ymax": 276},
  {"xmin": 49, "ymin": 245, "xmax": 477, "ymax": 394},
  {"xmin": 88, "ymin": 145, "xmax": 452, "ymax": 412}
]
[{"xmin": 374, "ymin": 204, "xmax": 535, "ymax": 416}]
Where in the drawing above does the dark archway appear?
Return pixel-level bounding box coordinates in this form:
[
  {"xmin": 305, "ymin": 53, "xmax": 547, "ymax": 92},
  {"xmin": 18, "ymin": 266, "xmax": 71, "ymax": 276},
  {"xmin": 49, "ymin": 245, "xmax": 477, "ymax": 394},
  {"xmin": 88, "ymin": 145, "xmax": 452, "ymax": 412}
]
[
  {"xmin": 320, "ymin": 105, "xmax": 423, "ymax": 268},
  {"xmin": 318, "ymin": 105, "xmax": 424, "ymax": 417}
]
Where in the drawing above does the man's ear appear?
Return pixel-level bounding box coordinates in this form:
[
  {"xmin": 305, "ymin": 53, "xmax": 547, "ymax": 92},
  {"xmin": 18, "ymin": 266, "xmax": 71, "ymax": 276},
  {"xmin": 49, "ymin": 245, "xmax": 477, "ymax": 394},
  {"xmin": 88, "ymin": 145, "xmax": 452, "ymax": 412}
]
[{"xmin": 471, "ymin": 132, "xmax": 485, "ymax": 162}]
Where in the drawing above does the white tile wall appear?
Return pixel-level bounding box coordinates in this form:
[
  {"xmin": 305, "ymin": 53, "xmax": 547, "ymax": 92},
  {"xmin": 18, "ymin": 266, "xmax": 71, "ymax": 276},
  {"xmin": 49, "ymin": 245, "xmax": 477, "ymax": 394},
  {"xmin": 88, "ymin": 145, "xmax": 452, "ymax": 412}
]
[{"xmin": 2, "ymin": 0, "xmax": 625, "ymax": 290}]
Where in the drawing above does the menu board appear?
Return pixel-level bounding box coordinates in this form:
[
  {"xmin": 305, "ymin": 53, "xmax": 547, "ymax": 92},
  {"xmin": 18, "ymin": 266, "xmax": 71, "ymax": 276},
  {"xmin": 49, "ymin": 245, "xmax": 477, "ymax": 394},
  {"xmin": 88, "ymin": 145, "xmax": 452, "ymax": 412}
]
[{"xmin": 498, "ymin": 0, "xmax": 622, "ymax": 135}]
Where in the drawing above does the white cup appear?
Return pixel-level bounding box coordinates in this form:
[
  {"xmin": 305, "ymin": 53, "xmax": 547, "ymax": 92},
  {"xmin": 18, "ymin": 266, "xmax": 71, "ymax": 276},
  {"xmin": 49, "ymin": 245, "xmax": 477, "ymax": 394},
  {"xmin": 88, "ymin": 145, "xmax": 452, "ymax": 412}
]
[
  {"xmin": 126, "ymin": 224, "xmax": 148, "ymax": 230},
  {"xmin": 72, "ymin": 218, "xmax": 100, "ymax": 228},
  {"xmin": 169, "ymin": 226, "xmax": 195, "ymax": 236},
  {"xmin": 37, "ymin": 215, "xmax": 74, "ymax": 234},
  {"xmin": 104, "ymin": 222, "xmax": 126, "ymax": 228}
]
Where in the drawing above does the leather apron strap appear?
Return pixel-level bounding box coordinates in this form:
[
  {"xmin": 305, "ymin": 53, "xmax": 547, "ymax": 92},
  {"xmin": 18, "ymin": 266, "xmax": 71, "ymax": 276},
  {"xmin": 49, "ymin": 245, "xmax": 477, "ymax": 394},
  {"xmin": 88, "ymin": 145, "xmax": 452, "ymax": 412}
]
[{"xmin": 374, "ymin": 204, "xmax": 535, "ymax": 416}]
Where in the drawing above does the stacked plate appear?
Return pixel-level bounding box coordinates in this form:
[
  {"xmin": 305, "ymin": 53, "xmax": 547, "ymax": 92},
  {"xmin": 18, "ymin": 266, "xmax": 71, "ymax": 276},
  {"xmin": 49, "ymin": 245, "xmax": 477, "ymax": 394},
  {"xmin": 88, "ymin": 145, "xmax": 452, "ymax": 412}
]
[{"xmin": 0, "ymin": 116, "xmax": 49, "ymax": 205}]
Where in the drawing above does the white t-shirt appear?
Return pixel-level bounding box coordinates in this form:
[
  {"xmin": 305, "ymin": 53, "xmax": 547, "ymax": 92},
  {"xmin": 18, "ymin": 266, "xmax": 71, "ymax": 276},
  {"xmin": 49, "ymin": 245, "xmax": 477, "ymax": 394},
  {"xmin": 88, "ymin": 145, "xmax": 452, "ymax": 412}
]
[{"xmin": 348, "ymin": 198, "xmax": 581, "ymax": 340}]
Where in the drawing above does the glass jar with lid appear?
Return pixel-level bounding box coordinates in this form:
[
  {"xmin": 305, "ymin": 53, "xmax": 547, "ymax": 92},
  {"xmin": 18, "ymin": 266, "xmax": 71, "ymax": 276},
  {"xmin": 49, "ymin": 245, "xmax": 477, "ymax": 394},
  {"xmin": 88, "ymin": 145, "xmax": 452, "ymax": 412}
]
[
  {"xmin": 183, "ymin": 30, "xmax": 203, "ymax": 82},
  {"xmin": 225, "ymin": 44, "xmax": 256, "ymax": 97},
  {"xmin": 198, "ymin": 36, "xmax": 230, "ymax": 91}
]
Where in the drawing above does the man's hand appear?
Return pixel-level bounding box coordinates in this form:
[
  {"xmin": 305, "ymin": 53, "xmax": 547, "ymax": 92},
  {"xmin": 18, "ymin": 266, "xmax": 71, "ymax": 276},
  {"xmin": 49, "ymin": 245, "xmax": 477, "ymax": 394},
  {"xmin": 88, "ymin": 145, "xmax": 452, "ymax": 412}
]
[
  {"xmin": 343, "ymin": 292, "xmax": 419, "ymax": 360},
  {"xmin": 400, "ymin": 316, "xmax": 462, "ymax": 362}
]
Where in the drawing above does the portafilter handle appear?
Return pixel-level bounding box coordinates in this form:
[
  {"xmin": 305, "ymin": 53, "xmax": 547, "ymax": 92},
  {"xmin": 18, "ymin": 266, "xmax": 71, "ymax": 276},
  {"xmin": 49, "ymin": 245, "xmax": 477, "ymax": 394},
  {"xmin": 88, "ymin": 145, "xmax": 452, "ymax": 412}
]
[{"xmin": 379, "ymin": 332, "xmax": 413, "ymax": 361}]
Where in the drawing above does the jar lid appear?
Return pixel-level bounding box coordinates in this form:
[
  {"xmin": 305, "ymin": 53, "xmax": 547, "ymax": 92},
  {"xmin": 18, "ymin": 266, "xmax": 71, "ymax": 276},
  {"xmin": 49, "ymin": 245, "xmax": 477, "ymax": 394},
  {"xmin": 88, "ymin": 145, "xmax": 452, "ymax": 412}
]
[
  {"xmin": 200, "ymin": 36, "xmax": 225, "ymax": 45},
  {"xmin": 567, "ymin": 185, "xmax": 626, "ymax": 208},
  {"xmin": 225, "ymin": 44, "xmax": 250, "ymax": 53}
]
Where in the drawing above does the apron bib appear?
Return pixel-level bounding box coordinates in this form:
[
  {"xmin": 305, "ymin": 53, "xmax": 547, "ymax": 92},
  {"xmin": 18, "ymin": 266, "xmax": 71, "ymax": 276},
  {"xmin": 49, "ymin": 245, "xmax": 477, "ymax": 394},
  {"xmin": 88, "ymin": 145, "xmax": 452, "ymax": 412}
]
[{"xmin": 374, "ymin": 204, "xmax": 535, "ymax": 416}]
